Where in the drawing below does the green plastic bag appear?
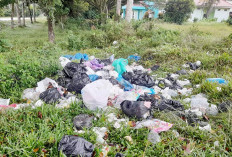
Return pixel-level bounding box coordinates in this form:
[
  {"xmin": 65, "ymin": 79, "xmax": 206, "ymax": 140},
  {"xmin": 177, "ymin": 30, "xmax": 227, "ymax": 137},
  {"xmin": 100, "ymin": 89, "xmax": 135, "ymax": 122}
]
[{"xmin": 112, "ymin": 58, "xmax": 128, "ymax": 75}]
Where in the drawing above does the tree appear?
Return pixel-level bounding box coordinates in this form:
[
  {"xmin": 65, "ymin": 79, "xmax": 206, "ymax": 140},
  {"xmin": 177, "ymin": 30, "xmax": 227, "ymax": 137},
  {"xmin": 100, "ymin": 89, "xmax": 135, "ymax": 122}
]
[
  {"xmin": 33, "ymin": 2, "xmax": 36, "ymax": 22},
  {"xmin": 16, "ymin": 0, "xmax": 21, "ymax": 26},
  {"xmin": 201, "ymin": 0, "xmax": 219, "ymax": 18},
  {"xmin": 116, "ymin": 0, "xmax": 122, "ymax": 16},
  {"xmin": 125, "ymin": 0, "xmax": 133, "ymax": 22},
  {"xmin": 38, "ymin": 0, "xmax": 62, "ymax": 43},
  {"xmin": 0, "ymin": 0, "xmax": 16, "ymax": 29},
  {"xmin": 26, "ymin": 0, "xmax": 33, "ymax": 24},
  {"xmin": 22, "ymin": 0, "xmax": 26, "ymax": 27},
  {"xmin": 164, "ymin": 0, "xmax": 195, "ymax": 24}
]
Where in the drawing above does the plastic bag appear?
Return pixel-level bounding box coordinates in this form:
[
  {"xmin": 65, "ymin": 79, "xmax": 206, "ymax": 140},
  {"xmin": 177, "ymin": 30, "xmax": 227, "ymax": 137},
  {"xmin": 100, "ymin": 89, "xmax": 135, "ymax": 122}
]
[
  {"xmin": 67, "ymin": 73, "xmax": 91, "ymax": 94},
  {"xmin": 218, "ymin": 101, "xmax": 231, "ymax": 112},
  {"xmin": 190, "ymin": 94, "xmax": 209, "ymax": 113},
  {"xmin": 115, "ymin": 91, "xmax": 139, "ymax": 108},
  {"xmin": 0, "ymin": 98, "xmax": 10, "ymax": 106},
  {"xmin": 120, "ymin": 100, "xmax": 151, "ymax": 119},
  {"xmin": 58, "ymin": 135, "xmax": 94, "ymax": 157},
  {"xmin": 206, "ymin": 78, "xmax": 228, "ymax": 84},
  {"xmin": 187, "ymin": 61, "xmax": 201, "ymax": 70},
  {"xmin": 88, "ymin": 74, "xmax": 100, "ymax": 82},
  {"xmin": 134, "ymin": 119, "xmax": 173, "ymax": 133},
  {"xmin": 36, "ymin": 78, "xmax": 59, "ymax": 93},
  {"xmin": 81, "ymin": 79, "xmax": 113, "ymax": 111},
  {"xmin": 39, "ymin": 88, "xmax": 61, "ymax": 104},
  {"xmin": 73, "ymin": 114, "xmax": 94, "ymax": 130},
  {"xmin": 128, "ymin": 55, "xmax": 141, "ymax": 62},
  {"xmin": 59, "ymin": 56, "xmax": 71, "ymax": 68},
  {"xmin": 22, "ymin": 88, "xmax": 40, "ymax": 101},
  {"xmin": 63, "ymin": 53, "xmax": 89, "ymax": 61},
  {"xmin": 93, "ymin": 127, "xmax": 108, "ymax": 144},
  {"xmin": 63, "ymin": 62, "xmax": 87, "ymax": 78},
  {"xmin": 148, "ymin": 132, "xmax": 161, "ymax": 145},
  {"xmin": 84, "ymin": 59, "xmax": 104, "ymax": 70},
  {"xmin": 116, "ymin": 75, "xmax": 133, "ymax": 91},
  {"xmin": 122, "ymin": 70, "xmax": 155, "ymax": 88},
  {"xmin": 112, "ymin": 58, "xmax": 128, "ymax": 75}
]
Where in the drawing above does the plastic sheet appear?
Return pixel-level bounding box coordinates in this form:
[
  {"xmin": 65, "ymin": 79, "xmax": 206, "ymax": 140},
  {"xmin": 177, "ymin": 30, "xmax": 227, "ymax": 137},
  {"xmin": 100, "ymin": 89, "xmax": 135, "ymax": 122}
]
[
  {"xmin": 128, "ymin": 55, "xmax": 141, "ymax": 62},
  {"xmin": 206, "ymin": 78, "xmax": 228, "ymax": 84},
  {"xmin": 63, "ymin": 62, "xmax": 87, "ymax": 78},
  {"xmin": 22, "ymin": 88, "xmax": 40, "ymax": 101},
  {"xmin": 63, "ymin": 53, "xmax": 89, "ymax": 61},
  {"xmin": 0, "ymin": 98, "xmax": 10, "ymax": 106},
  {"xmin": 116, "ymin": 75, "xmax": 134, "ymax": 91},
  {"xmin": 58, "ymin": 135, "xmax": 94, "ymax": 157},
  {"xmin": 120, "ymin": 100, "xmax": 151, "ymax": 119},
  {"xmin": 84, "ymin": 59, "xmax": 104, "ymax": 70},
  {"xmin": 88, "ymin": 74, "xmax": 100, "ymax": 82}
]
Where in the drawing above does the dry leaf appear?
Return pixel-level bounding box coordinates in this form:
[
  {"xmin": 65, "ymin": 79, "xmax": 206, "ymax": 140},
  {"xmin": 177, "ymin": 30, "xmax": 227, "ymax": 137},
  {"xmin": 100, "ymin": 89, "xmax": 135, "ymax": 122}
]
[
  {"xmin": 38, "ymin": 111, "xmax": 42, "ymax": 119},
  {"xmin": 33, "ymin": 148, "xmax": 39, "ymax": 152},
  {"xmin": 128, "ymin": 121, "xmax": 136, "ymax": 127}
]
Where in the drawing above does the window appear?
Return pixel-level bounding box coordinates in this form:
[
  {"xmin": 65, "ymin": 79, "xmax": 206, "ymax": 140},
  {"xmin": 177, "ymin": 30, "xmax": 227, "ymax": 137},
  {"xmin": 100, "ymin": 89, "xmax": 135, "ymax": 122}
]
[
  {"xmin": 224, "ymin": 9, "xmax": 228, "ymax": 11},
  {"xmin": 218, "ymin": 9, "xmax": 221, "ymax": 11}
]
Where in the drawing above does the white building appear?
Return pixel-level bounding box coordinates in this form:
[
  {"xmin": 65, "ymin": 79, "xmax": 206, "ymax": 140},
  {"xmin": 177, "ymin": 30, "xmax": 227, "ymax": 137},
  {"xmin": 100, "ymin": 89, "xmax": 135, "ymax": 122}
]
[{"xmin": 190, "ymin": 0, "xmax": 232, "ymax": 22}]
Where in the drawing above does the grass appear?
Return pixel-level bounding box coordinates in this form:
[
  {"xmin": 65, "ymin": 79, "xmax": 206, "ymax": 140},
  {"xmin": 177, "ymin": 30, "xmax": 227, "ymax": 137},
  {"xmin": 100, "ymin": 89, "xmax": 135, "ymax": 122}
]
[{"xmin": 0, "ymin": 19, "xmax": 232, "ymax": 156}]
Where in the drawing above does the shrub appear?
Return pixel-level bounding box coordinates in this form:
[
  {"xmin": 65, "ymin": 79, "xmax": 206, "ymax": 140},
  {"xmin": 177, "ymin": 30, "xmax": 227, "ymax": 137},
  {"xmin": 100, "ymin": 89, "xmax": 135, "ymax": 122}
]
[
  {"xmin": 158, "ymin": 13, "xmax": 164, "ymax": 19},
  {"xmin": 226, "ymin": 17, "xmax": 232, "ymax": 25},
  {"xmin": 164, "ymin": 0, "xmax": 195, "ymax": 24}
]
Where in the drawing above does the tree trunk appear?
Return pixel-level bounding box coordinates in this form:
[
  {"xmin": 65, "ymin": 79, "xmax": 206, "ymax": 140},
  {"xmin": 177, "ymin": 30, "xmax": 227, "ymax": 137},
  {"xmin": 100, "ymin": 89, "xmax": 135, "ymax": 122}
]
[
  {"xmin": 16, "ymin": 0, "xmax": 21, "ymax": 27},
  {"xmin": 22, "ymin": 1, "xmax": 26, "ymax": 27},
  {"xmin": 11, "ymin": 3, "xmax": 14, "ymax": 29},
  {"xmin": 116, "ymin": 0, "xmax": 122, "ymax": 16},
  {"xmin": 27, "ymin": 2, "xmax": 33, "ymax": 24},
  {"xmin": 125, "ymin": 0, "xmax": 133, "ymax": 22},
  {"xmin": 33, "ymin": 3, "xmax": 36, "ymax": 22},
  {"xmin": 47, "ymin": 17, "xmax": 55, "ymax": 43},
  {"xmin": 206, "ymin": 5, "xmax": 214, "ymax": 18}
]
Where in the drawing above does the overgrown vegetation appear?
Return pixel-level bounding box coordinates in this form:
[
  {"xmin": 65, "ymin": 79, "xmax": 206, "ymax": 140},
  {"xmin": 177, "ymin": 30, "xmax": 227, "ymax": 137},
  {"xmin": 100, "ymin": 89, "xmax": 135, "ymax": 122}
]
[{"xmin": 0, "ymin": 20, "xmax": 232, "ymax": 156}]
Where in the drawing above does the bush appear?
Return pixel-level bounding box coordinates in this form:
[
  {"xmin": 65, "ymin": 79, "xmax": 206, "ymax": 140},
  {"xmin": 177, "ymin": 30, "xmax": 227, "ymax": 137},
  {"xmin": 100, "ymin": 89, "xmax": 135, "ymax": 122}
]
[
  {"xmin": 0, "ymin": 38, "xmax": 12, "ymax": 52},
  {"xmin": 164, "ymin": 0, "xmax": 195, "ymax": 24},
  {"xmin": 226, "ymin": 17, "xmax": 232, "ymax": 25}
]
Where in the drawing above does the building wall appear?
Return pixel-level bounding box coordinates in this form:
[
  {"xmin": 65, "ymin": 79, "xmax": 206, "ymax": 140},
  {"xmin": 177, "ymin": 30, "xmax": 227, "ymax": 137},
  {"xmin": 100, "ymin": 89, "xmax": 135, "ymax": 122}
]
[
  {"xmin": 189, "ymin": 8, "xmax": 204, "ymax": 22},
  {"xmin": 214, "ymin": 8, "xmax": 231, "ymax": 22}
]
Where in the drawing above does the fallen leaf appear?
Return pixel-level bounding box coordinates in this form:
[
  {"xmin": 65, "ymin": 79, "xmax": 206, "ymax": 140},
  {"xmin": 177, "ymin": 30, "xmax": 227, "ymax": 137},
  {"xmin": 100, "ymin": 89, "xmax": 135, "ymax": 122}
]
[
  {"xmin": 183, "ymin": 143, "xmax": 191, "ymax": 155},
  {"xmin": 38, "ymin": 111, "xmax": 42, "ymax": 119},
  {"xmin": 42, "ymin": 148, "xmax": 47, "ymax": 153},
  {"xmin": 33, "ymin": 148, "xmax": 39, "ymax": 152},
  {"xmin": 128, "ymin": 121, "xmax": 136, "ymax": 127}
]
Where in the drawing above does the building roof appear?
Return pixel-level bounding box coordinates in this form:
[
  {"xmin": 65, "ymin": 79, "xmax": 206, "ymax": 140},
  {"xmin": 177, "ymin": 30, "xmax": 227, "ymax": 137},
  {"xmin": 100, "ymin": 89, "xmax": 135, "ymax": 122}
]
[
  {"xmin": 122, "ymin": 1, "xmax": 155, "ymax": 10},
  {"xmin": 194, "ymin": 0, "xmax": 232, "ymax": 8}
]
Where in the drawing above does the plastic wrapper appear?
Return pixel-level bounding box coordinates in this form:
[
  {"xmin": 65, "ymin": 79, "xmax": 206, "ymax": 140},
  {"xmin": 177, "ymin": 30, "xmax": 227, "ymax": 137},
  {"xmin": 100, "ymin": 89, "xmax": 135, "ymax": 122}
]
[{"xmin": 112, "ymin": 58, "xmax": 128, "ymax": 75}]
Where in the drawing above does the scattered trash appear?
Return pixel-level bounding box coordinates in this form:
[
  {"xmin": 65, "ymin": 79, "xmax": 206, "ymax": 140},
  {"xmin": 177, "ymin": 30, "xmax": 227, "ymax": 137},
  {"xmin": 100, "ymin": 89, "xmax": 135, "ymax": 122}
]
[
  {"xmin": 0, "ymin": 98, "xmax": 10, "ymax": 106},
  {"xmin": 122, "ymin": 70, "xmax": 155, "ymax": 88},
  {"xmin": 121, "ymin": 100, "xmax": 151, "ymax": 119},
  {"xmin": 58, "ymin": 135, "xmax": 94, "ymax": 157},
  {"xmin": 107, "ymin": 113, "xmax": 128, "ymax": 129},
  {"xmin": 214, "ymin": 141, "xmax": 219, "ymax": 147},
  {"xmin": 36, "ymin": 78, "xmax": 59, "ymax": 93},
  {"xmin": 187, "ymin": 61, "xmax": 201, "ymax": 70},
  {"xmin": 112, "ymin": 58, "xmax": 128, "ymax": 75},
  {"xmin": 93, "ymin": 127, "xmax": 108, "ymax": 144},
  {"xmin": 151, "ymin": 65, "xmax": 160, "ymax": 71},
  {"xmin": 73, "ymin": 114, "xmax": 94, "ymax": 130},
  {"xmin": 160, "ymin": 87, "xmax": 178, "ymax": 99},
  {"xmin": 128, "ymin": 55, "xmax": 141, "ymax": 62},
  {"xmin": 88, "ymin": 74, "xmax": 100, "ymax": 82},
  {"xmin": 172, "ymin": 130, "xmax": 180, "ymax": 138},
  {"xmin": 115, "ymin": 153, "xmax": 124, "ymax": 157},
  {"xmin": 114, "ymin": 91, "xmax": 139, "ymax": 108},
  {"xmin": 59, "ymin": 56, "xmax": 71, "ymax": 68},
  {"xmin": 22, "ymin": 88, "xmax": 40, "ymax": 102},
  {"xmin": 116, "ymin": 75, "xmax": 134, "ymax": 91},
  {"xmin": 124, "ymin": 136, "xmax": 133, "ymax": 144},
  {"xmin": 206, "ymin": 104, "xmax": 218, "ymax": 116},
  {"xmin": 199, "ymin": 122, "xmax": 211, "ymax": 132},
  {"xmin": 63, "ymin": 53, "xmax": 89, "ymax": 61},
  {"xmin": 39, "ymin": 88, "xmax": 61, "ymax": 104},
  {"xmin": 0, "ymin": 104, "xmax": 17, "ymax": 109},
  {"xmin": 134, "ymin": 119, "xmax": 173, "ymax": 133},
  {"xmin": 82, "ymin": 79, "xmax": 113, "ymax": 110},
  {"xmin": 148, "ymin": 131, "xmax": 161, "ymax": 145},
  {"xmin": 218, "ymin": 101, "xmax": 231, "ymax": 112},
  {"xmin": 176, "ymin": 69, "xmax": 187, "ymax": 75},
  {"xmin": 206, "ymin": 78, "xmax": 228, "ymax": 84},
  {"xmin": 190, "ymin": 94, "xmax": 209, "ymax": 113}
]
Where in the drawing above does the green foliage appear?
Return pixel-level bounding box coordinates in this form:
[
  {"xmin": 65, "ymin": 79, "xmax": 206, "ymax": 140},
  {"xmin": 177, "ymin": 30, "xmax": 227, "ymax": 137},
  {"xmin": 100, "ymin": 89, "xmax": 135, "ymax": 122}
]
[
  {"xmin": 226, "ymin": 17, "xmax": 232, "ymax": 25},
  {"xmin": 0, "ymin": 39, "xmax": 12, "ymax": 52},
  {"xmin": 164, "ymin": 0, "xmax": 195, "ymax": 24}
]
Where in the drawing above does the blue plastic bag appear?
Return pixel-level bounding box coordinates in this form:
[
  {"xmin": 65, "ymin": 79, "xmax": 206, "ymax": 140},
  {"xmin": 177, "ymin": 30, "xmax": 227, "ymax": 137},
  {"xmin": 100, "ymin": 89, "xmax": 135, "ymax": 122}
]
[
  {"xmin": 128, "ymin": 55, "xmax": 141, "ymax": 62},
  {"xmin": 117, "ymin": 75, "xmax": 134, "ymax": 91},
  {"xmin": 63, "ymin": 53, "xmax": 89, "ymax": 61},
  {"xmin": 88, "ymin": 75, "xmax": 99, "ymax": 82},
  {"xmin": 206, "ymin": 78, "xmax": 228, "ymax": 84}
]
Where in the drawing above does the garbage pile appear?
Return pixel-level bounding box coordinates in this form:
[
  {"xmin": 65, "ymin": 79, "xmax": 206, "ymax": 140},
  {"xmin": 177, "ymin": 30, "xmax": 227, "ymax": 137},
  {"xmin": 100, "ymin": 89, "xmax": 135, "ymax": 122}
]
[{"xmin": 0, "ymin": 52, "xmax": 231, "ymax": 156}]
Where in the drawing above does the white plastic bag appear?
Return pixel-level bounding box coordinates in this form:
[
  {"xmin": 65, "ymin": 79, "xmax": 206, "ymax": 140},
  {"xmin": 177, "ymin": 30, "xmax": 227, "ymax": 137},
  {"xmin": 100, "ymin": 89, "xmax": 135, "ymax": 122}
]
[
  {"xmin": 114, "ymin": 91, "xmax": 139, "ymax": 108},
  {"xmin": 22, "ymin": 88, "xmax": 40, "ymax": 101},
  {"xmin": 0, "ymin": 98, "xmax": 10, "ymax": 106},
  {"xmin": 81, "ymin": 80, "xmax": 113, "ymax": 110},
  {"xmin": 36, "ymin": 78, "xmax": 59, "ymax": 93},
  {"xmin": 59, "ymin": 57, "xmax": 71, "ymax": 68}
]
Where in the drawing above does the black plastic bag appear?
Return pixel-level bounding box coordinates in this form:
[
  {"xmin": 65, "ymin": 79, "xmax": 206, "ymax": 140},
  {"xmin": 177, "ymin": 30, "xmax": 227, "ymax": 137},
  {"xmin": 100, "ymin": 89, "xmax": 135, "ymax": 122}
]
[
  {"xmin": 98, "ymin": 59, "xmax": 112, "ymax": 66},
  {"xmin": 122, "ymin": 70, "xmax": 155, "ymax": 88},
  {"xmin": 64, "ymin": 62, "xmax": 87, "ymax": 78},
  {"xmin": 57, "ymin": 70, "xmax": 72, "ymax": 88},
  {"xmin": 138, "ymin": 94, "xmax": 184, "ymax": 111},
  {"xmin": 39, "ymin": 88, "xmax": 61, "ymax": 104},
  {"xmin": 158, "ymin": 74, "xmax": 182, "ymax": 90},
  {"xmin": 187, "ymin": 62, "xmax": 200, "ymax": 70},
  {"xmin": 176, "ymin": 69, "xmax": 187, "ymax": 75},
  {"xmin": 109, "ymin": 77, "xmax": 119, "ymax": 85},
  {"xmin": 67, "ymin": 73, "xmax": 91, "ymax": 94},
  {"xmin": 58, "ymin": 135, "xmax": 94, "ymax": 157},
  {"xmin": 73, "ymin": 114, "xmax": 94, "ymax": 130},
  {"xmin": 120, "ymin": 100, "xmax": 150, "ymax": 119},
  {"xmin": 151, "ymin": 65, "xmax": 160, "ymax": 71},
  {"xmin": 218, "ymin": 101, "xmax": 231, "ymax": 112},
  {"xmin": 115, "ymin": 153, "xmax": 124, "ymax": 157}
]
